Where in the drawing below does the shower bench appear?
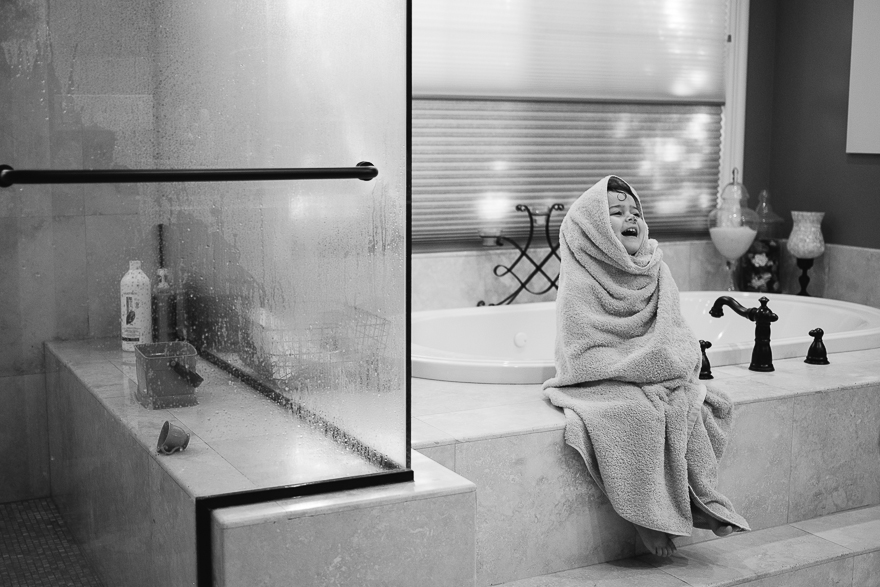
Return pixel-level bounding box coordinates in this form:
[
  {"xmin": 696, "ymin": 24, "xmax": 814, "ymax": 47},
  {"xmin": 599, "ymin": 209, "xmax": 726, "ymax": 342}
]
[{"xmin": 44, "ymin": 339, "xmax": 475, "ymax": 587}]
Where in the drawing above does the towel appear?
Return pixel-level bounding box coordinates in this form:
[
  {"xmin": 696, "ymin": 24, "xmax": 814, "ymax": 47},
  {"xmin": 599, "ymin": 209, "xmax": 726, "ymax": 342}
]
[{"xmin": 543, "ymin": 176, "xmax": 749, "ymax": 536}]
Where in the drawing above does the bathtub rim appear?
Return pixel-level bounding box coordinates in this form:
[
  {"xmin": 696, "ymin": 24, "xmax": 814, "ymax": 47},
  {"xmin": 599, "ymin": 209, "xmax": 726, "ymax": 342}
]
[{"xmin": 411, "ymin": 292, "xmax": 880, "ymax": 384}]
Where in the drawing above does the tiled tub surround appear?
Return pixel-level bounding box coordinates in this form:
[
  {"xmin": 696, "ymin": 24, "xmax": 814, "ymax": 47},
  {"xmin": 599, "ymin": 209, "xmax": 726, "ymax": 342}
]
[
  {"xmin": 412, "ymin": 349, "xmax": 880, "ymax": 586},
  {"xmin": 45, "ymin": 339, "xmax": 475, "ymax": 587},
  {"xmin": 410, "ymin": 239, "xmax": 880, "ymax": 312}
]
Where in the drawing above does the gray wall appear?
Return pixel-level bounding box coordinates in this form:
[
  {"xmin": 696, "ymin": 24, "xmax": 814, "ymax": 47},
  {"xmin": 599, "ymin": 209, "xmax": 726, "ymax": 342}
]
[{"xmin": 744, "ymin": 0, "xmax": 880, "ymax": 248}]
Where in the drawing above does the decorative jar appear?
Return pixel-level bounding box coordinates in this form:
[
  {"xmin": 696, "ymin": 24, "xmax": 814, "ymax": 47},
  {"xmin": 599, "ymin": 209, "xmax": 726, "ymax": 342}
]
[{"xmin": 740, "ymin": 189, "xmax": 783, "ymax": 292}]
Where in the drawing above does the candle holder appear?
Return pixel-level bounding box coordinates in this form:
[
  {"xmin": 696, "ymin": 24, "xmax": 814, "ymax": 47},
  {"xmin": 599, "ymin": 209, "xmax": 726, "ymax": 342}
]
[
  {"xmin": 786, "ymin": 211, "xmax": 825, "ymax": 296},
  {"xmin": 477, "ymin": 204, "xmax": 564, "ymax": 306}
]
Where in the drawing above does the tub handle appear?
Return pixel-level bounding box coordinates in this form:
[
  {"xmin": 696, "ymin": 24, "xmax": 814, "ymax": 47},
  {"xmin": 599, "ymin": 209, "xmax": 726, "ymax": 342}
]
[{"xmin": 169, "ymin": 359, "xmax": 204, "ymax": 388}]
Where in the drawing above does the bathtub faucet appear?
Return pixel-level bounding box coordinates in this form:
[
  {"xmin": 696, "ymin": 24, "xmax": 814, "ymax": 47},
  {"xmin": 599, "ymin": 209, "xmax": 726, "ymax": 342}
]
[{"xmin": 709, "ymin": 296, "xmax": 778, "ymax": 372}]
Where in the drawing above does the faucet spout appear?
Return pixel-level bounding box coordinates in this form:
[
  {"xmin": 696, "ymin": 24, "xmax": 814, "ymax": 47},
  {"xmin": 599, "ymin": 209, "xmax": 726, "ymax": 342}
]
[
  {"xmin": 709, "ymin": 295, "xmax": 778, "ymax": 372},
  {"xmin": 709, "ymin": 296, "xmax": 754, "ymax": 320}
]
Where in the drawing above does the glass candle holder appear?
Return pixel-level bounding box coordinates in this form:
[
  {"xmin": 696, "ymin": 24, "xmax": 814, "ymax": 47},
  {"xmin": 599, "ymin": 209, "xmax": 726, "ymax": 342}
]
[
  {"xmin": 787, "ymin": 211, "xmax": 825, "ymax": 296},
  {"xmin": 787, "ymin": 211, "xmax": 825, "ymax": 259}
]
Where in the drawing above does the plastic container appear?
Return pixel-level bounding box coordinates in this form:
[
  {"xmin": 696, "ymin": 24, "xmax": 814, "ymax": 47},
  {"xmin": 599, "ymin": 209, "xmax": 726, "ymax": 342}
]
[
  {"xmin": 134, "ymin": 341, "xmax": 203, "ymax": 409},
  {"xmin": 121, "ymin": 260, "xmax": 152, "ymax": 351}
]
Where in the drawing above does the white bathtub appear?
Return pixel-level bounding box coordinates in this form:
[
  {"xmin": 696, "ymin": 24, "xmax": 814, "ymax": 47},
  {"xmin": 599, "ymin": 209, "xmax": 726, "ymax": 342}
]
[{"xmin": 411, "ymin": 292, "xmax": 880, "ymax": 384}]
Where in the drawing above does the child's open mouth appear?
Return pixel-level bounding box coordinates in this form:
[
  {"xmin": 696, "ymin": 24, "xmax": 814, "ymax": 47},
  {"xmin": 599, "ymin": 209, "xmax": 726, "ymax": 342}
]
[{"xmin": 622, "ymin": 227, "xmax": 638, "ymax": 237}]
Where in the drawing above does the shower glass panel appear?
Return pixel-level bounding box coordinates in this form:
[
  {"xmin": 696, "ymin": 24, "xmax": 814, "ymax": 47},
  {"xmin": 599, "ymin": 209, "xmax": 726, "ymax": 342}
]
[
  {"xmin": 150, "ymin": 0, "xmax": 409, "ymax": 482},
  {"xmin": 32, "ymin": 0, "xmax": 408, "ymax": 489}
]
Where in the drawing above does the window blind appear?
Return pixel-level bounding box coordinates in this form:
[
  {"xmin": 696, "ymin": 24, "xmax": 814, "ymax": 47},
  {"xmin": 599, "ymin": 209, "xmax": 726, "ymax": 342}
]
[
  {"xmin": 412, "ymin": 98, "xmax": 723, "ymax": 247},
  {"xmin": 413, "ymin": 0, "xmax": 728, "ymax": 102}
]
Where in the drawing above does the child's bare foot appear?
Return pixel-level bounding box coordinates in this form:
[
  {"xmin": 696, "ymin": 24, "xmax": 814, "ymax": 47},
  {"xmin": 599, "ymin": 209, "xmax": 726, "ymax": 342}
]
[
  {"xmin": 704, "ymin": 514, "xmax": 734, "ymax": 537},
  {"xmin": 634, "ymin": 524, "xmax": 677, "ymax": 558},
  {"xmin": 692, "ymin": 505, "xmax": 734, "ymax": 537}
]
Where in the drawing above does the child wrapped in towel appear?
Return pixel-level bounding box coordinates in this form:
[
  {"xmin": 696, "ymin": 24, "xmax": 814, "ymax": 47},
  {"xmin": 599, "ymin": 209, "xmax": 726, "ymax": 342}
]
[{"xmin": 543, "ymin": 176, "xmax": 749, "ymax": 557}]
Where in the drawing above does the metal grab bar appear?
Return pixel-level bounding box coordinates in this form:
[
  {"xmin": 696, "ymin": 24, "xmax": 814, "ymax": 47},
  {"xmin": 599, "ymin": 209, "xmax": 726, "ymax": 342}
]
[{"xmin": 0, "ymin": 161, "xmax": 377, "ymax": 187}]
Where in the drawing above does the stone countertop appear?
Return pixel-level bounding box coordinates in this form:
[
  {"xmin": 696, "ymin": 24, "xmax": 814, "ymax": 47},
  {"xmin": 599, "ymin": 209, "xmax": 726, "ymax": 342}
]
[{"xmin": 411, "ymin": 347, "xmax": 880, "ymax": 450}]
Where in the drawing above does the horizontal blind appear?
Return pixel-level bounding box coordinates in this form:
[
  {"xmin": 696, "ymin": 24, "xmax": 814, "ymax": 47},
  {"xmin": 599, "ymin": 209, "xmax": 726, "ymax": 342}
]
[
  {"xmin": 412, "ymin": 98, "xmax": 722, "ymax": 246},
  {"xmin": 413, "ymin": 0, "xmax": 728, "ymax": 102}
]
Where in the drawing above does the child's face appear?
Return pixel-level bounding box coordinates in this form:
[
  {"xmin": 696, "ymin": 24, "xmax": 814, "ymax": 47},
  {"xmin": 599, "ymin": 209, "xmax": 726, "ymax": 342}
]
[{"xmin": 607, "ymin": 190, "xmax": 646, "ymax": 255}]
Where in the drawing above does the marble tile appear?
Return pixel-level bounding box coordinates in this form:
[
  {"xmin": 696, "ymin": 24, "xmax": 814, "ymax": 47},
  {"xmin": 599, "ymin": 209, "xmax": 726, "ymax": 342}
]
[
  {"xmin": 712, "ymin": 357, "xmax": 880, "ymax": 399},
  {"xmin": 207, "ymin": 429, "xmax": 381, "ymax": 488},
  {"xmin": 412, "ymin": 377, "xmax": 544, "ymax": 417},
  {"xmin": 792, "ymin": 504, "xmax": 880, "ymax": 552},
  {"xmin": 0, "ymin": 373, "xmax": 49, "ymax": 502},
  {"xmin": 412, "ymin": 248, "xmax": 558, "ymax": 312},
  {"xmin": 852, "ymin": 550, "xmax": 880, "ymax": 587},
  {"xmin": 824, "ymin": 244, "xmax": 878, "ymax": 307},
  {"xmin": 85, "ymin": 414, "xmax": 154, "ymax": 587},
  {"xmin": 18, "ymin": 184, "xmax": 53, "ymax": 218},
  {"xmin": 416, "ymin": 444, "xmax": 456, "ymax": 471},
  {"xmin": 148, "ymin": 457, "xmax": 197, "ymax": 587},
  {"xmin": 52, "ymin": 215, "xmax": 90, "ymax": 339},
  {"xmin": 736, "ymin": 557, "xmax": 852, "ymax": 587},
  {"xmin": 217, "ymin": 490, "xmax": 476, "ymax": 587},
  {"xmin": 249, "ymin": 452, "xmax": 476, "ymax": 522},
  {"xmin": 418, "ymin": 399, "xmax": 564, "ymax": 443},
  {"xmin": 642, "ymin": 525, "xmax": 851, "ymax": 586},
  {"xmin": 51, "ymin": 183, "xmax": 86, "ymax": 217},
  {"xmin": 411, "ymin": 416, "xmax": 457, "ymax": 449},
  {"xmin": 18, "ymin": 216, "xmax": 57, "ymax": 373},
  {"xmin": 84, "ymin": 183, "xmax": 141, "ymax": 217},
  {"xmin": 0, "ymin": 188, "xmax": 14, "ymax": 217},
  {"xmin": 149, "ymin": 433, "xmax": 256, "ymax": 498},
  {"xmin": 708, "ymin": 368, "xmax": 802, "ymax": 405},
  {"xmin": 66, "ymin": 361, "xmax": 130, "ymax": 400},
  {"xmin": 496, "ymin": 558, "xmax": 688, "ymax": 587},
  {"xmin": 789, "ymin": 385, "xmax": 880, "ymax": 521},
  {"xmin": 689, "ymin": 241, "xmax": 732, "ymax": 291},
  {"xmin": 660, "ymin": 241, "xmax": 693, "ymax": 291},
  {"xmin": 0, "ymin": 217, "xmax": 23, "ymax": 376},
  {"xmin": 48, "ymin": 338, "xmax": 129, "ymax": 366},
  {"xmin": 715, "ymin": 399, "xmax": 793, "ymax": 532},
  {"xmin": 456, "ymin": 430, "xmax": 639, "ymax": 585}
]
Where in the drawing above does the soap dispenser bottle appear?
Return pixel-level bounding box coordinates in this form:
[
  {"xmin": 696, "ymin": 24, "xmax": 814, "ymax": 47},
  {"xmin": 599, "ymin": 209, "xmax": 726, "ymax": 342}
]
[
  {"xmin": 120, "ymin": 260, "xmax": 153, "ymax": 351},
  {"xmin": 740, "ymin": 189, "xmax": 783, "ymax": 292},
  {"xmin": 153, "ymin": 268, "xmax": 177, "ymax": 342}
]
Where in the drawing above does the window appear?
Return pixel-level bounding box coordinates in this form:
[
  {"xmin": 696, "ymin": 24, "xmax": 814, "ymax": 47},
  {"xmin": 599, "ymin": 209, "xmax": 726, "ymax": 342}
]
[{"xmin": 412, "ymin": 0, "xmax": 747, "ymax": 249}]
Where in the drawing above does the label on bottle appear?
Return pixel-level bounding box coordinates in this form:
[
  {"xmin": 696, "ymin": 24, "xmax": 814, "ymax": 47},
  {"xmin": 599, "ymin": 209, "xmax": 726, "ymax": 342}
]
[{"xmin": 121, "ymin": 264, "xmax": 153, "ymax": 351}]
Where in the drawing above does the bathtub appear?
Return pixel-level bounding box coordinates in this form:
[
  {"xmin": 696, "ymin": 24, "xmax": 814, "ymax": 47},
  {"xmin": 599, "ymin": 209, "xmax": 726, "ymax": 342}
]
[{"xmin": 411, "ymin": 292, "xmax": 880, "ymax": 384}]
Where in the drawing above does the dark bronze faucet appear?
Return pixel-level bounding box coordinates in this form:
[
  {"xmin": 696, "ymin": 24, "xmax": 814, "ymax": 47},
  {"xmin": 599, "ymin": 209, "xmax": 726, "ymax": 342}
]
[{"xmin": 709, "ymin": 296, "xmax": 778, "ymax": 372}]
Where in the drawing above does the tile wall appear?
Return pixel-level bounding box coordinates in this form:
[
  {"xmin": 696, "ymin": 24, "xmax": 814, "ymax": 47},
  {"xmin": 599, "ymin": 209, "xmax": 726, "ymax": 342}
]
[
  {"xmin": 0, "ymin": 0, "xmax": 156, "ymax": 503},
  {"xmin": 412, "ymin": 240, "xmax": 880, "ymax": 312}
]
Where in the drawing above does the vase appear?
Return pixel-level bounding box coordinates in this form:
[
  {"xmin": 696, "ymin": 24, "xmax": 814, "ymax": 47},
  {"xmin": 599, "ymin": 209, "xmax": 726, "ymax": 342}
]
[{"xmin": 787, "ymin": 211, "xmax": 825, "ymax": 259}]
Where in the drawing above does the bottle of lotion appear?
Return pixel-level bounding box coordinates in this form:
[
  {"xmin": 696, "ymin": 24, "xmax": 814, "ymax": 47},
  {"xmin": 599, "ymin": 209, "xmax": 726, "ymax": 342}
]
[{"xmin": 121, "ymin": 260, "xmax": 152, "ymax": 351}]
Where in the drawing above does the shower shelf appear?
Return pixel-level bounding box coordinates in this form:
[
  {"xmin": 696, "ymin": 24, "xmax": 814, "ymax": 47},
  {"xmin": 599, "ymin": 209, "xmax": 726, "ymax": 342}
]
[{"xmin": 0, "ymin": 161, "xmax": 377, "ymax": 187}]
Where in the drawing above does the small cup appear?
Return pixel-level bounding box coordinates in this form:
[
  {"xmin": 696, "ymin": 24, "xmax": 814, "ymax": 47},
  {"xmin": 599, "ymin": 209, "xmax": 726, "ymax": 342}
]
[{"xmin": 157, "ymin": 421, "xmax": 190, "ymax": 455}]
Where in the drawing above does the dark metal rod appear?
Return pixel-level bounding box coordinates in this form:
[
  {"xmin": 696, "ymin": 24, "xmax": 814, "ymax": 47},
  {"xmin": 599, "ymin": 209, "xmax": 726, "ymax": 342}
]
[{"xmin": 0, "ymin": 162, "xmax": 377, "ymax": 187}]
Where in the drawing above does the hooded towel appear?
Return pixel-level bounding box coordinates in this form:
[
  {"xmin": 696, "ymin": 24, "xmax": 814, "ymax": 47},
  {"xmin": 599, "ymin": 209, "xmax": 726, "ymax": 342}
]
[{"xmin": 543, "ymin": 176, "xmax": 749, "ymax": 536}]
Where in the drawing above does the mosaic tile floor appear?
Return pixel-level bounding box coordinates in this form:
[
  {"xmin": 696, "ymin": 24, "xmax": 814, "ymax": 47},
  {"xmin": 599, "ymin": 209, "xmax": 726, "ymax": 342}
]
[{"xmin": 0, "ymin": 498, "xmax": 104, "ymax": 587}]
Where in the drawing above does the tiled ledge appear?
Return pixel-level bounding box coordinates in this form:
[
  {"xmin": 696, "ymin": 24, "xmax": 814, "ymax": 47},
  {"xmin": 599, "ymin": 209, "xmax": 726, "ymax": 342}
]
[
  {"xmin": 411, "ymin": 346, "xmax": 880, "ymax": 451},
  {"xmin": 496, "ymin": 504, "xmax": 880, "ymax": 586},
  {"xmin": 411, "ymin": 348, "xmax": 880, "ymax": 585},
  {"xmin": 45, "ymin": 338, "xmax": 386, "ymax": 499}
]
